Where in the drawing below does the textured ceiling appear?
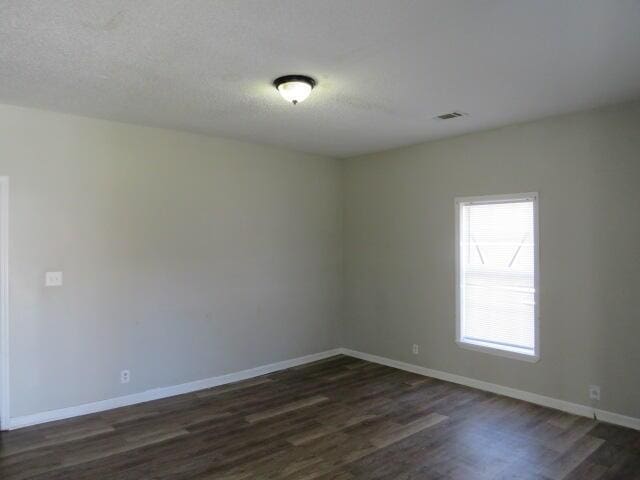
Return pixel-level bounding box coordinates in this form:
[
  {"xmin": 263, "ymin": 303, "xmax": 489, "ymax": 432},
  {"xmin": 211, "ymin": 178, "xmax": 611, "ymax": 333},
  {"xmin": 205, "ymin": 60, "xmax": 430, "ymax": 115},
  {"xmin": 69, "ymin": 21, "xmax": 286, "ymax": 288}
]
[{"xmin": 1, "ymin": 0, "xmax": 639, "ymax": 158}]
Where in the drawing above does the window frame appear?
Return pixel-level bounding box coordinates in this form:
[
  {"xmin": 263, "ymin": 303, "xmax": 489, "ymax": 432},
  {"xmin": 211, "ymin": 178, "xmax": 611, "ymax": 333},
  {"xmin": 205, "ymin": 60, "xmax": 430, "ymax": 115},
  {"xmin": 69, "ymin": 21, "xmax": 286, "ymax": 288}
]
[{"xmin": 454, "ymin": 192, "xmax": 540, "ymax": 363}]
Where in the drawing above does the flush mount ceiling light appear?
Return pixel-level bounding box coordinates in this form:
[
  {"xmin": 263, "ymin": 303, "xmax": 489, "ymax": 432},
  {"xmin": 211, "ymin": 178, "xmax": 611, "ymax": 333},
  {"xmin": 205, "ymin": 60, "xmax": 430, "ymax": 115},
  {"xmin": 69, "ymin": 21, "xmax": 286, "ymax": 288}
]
[{"xmin": 273, "ymin": 75, "xmax": 316, "ymax": 105}]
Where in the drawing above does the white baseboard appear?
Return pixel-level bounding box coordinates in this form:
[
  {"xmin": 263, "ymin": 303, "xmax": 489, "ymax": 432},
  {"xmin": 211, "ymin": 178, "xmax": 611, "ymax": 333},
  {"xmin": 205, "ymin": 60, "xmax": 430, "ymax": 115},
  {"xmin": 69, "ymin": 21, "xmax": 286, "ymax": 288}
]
[
  {"xmin": 340, "ymin": 348, "xmax": 640, "ymax": 431},
  {"xmin": 9, "ymin": 348, "xmax": 342, "ymax": 430},
  {"xmin": 595, "ymin": 408, "xmax": 640, "ymax": 431},
  {"xmin": 9, "ymin": 347, "xmax": 640, "ymax": 432}
]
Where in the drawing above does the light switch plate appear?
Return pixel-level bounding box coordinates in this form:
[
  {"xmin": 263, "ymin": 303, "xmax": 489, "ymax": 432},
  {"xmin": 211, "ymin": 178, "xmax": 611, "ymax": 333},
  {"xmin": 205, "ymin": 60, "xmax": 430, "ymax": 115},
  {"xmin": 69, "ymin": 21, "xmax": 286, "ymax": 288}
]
[{"xmin": 45, "ymin": 271, "xmax": 63, "ymax": 286}]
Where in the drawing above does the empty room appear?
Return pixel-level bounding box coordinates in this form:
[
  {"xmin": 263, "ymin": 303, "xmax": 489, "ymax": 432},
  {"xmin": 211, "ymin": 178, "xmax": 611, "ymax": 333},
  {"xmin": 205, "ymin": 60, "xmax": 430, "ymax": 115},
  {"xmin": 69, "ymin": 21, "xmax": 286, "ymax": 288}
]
[{"xmin": 1, "ymin": 1, "xmax": 639, "ymax": 479}]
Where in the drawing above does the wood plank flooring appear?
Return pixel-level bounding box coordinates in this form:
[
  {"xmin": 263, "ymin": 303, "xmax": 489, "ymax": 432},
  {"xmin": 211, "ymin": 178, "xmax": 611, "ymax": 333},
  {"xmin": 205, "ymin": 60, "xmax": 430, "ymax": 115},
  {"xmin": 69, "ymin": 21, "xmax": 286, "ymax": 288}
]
[{"xmin": 1, "ymin": 355, "xmax": 639, "ymax": 479}]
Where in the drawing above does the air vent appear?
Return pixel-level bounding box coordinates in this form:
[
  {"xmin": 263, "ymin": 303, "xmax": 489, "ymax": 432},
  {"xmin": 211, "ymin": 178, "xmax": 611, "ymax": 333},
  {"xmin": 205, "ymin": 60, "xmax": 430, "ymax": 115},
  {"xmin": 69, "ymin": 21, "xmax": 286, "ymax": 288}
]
[{"xmin": 435, "ymin": 111, "xmax": 467, "ymax": 120}]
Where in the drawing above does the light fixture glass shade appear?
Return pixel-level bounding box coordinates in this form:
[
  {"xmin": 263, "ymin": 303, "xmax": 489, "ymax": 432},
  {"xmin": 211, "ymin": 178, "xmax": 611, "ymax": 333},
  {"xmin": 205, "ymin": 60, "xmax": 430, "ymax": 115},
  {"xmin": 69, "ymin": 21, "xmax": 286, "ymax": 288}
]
[{"xmin": 277, "ymin": 81, "xmax": 312, "ymax": 104}]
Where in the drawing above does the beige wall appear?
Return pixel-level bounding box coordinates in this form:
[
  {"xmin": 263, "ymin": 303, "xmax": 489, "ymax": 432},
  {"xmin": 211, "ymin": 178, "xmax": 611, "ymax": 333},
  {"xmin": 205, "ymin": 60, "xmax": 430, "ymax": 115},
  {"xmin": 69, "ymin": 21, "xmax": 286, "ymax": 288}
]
[
  {"xmin": 0, "ymin": 104, "xmax": 342, "ymax": 417},
  {"xmin": 343, "ymin": 101, "xmax": 640, "ymax": 419},
  {"xmin": 2, "ymin": 100, "xmax": 640, "ymax": 422}
]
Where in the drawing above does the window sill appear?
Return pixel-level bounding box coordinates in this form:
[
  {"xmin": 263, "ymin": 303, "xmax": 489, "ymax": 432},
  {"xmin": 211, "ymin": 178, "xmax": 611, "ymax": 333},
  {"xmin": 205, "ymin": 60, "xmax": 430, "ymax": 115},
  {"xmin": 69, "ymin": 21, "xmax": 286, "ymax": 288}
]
[{"xmin": 456, "ymin": 338, "xmax": 539, "ymax": 363}]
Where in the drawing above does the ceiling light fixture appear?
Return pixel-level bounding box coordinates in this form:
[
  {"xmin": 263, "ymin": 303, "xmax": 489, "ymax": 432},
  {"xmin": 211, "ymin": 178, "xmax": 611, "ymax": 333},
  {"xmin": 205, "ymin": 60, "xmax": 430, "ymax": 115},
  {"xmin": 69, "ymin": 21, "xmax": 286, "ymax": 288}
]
[{"xmin": 273, "ymin": 75, "xmax": 316, "ymax": 105}]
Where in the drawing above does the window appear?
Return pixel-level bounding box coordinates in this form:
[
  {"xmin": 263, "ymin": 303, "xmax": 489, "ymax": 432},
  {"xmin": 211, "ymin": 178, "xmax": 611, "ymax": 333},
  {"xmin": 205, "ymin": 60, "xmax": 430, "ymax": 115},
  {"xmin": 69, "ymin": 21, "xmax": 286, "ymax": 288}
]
[{"xmin": 455, "ymin": 193, "xmax": 539, "ymax": 361}]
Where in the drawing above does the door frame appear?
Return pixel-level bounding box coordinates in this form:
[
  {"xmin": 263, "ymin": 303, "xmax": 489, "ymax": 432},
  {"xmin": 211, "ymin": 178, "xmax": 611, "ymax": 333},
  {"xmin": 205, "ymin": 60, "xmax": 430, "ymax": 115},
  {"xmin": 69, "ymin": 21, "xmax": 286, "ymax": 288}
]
[{"xmin": 0, "ymin": 177, "xmax": 9, "ymax": 430}]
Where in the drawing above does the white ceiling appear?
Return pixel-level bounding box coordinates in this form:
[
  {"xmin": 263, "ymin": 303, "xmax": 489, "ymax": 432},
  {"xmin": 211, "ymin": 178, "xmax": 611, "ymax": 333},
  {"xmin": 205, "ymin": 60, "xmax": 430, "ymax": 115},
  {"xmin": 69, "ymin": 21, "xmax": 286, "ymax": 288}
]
[{"xmin": 1, "ymin": 1, "xmax": 639, "ymax": 158}]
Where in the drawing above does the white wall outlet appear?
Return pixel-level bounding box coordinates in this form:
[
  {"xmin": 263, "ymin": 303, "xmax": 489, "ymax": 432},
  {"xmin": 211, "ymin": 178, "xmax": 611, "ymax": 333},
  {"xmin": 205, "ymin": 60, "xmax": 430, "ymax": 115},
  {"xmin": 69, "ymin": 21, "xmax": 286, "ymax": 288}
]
[
  {"xmin": 120, "ymin": 370, "xmax": 131, "ymax": 384},
  {"xmin": 45, "ymin": 271, "xmax": 63, "ymax": 287},
  {"xmin": 412, "ymin": 344, "xmax": 419, "ymax": 355},
  {"xmin": 589, "ymin": 385, "xmax": 600, "ymax": 401}
]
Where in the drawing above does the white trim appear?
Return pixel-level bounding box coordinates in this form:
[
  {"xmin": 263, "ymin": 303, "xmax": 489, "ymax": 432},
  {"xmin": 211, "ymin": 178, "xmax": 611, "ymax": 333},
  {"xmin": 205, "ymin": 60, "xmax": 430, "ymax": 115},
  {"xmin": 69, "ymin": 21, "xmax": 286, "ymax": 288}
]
[
  {"xmin": 340, "ymin": 349, "xmax": 640, "ymax": 431},
  {"xmin": 454, "ymin": 192, "xmax": 540, "ymax": 362},
  {"xmin": 596, "ymin": 409, "xmax": 640, "ymax": 431},
  {"xmin": 8, "ymin": 347, "xmax": 640, "ymax": 432},
  {"xmin": 456, "ymin": 339, "xmax": 539, "ymax": 363},
  {"xmin": 0, "ymin": 177, "xmax": 9, "ymax": 431},
  {"xmin": 8, "ymin": 348, "xmax": 342, "ymax": 430},
  {"xmin": 454, "ymin": 192, "xmax": 538, "ymax": 205}
]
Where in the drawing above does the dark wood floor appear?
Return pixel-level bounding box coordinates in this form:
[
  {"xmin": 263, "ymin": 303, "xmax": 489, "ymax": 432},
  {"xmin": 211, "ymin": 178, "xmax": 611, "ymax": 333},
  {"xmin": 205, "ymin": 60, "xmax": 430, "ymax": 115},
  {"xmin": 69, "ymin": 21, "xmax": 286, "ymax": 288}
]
[{"xmin": 1, "ymin": 355, "xmax": 639, "ymax": 479}]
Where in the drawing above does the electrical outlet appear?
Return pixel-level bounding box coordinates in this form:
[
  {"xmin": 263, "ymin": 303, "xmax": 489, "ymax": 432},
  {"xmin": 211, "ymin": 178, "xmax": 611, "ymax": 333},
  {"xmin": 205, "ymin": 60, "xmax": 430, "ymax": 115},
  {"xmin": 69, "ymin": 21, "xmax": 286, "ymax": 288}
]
[
  {"xmin": 589, "ymin": 385, "xmax": 600, "ymax": 401},
  {"xmin": 412, "ymin": 344, "xmax": 419, "ymax": 355},
  {"xmin": 121, "ymin": 370, "xmax": 131, "ymax": 384}
]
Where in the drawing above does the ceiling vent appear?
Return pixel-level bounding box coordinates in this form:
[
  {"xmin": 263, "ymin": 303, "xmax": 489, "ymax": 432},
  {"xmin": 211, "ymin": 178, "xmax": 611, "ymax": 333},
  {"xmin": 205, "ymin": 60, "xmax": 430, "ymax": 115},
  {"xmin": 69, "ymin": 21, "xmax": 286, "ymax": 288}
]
[{"xmin": 434, "ymin": 111, "xmax": 467, "ymax": 120}]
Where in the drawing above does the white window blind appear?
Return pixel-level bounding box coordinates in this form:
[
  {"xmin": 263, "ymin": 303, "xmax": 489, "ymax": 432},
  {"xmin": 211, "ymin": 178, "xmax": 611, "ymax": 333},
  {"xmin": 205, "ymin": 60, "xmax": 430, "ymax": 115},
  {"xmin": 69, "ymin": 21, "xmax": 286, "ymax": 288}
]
[{"xmin": 457, "ymin": 194, "xmax": 538, "ymax": 360}]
